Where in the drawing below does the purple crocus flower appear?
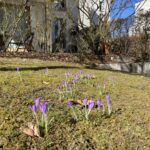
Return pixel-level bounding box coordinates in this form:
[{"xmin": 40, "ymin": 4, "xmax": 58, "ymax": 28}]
[
  {"xmin": 97, "ymin": 99, "xmax": 101, "ymax": 108},
  {"xmin": 72, "ymin": 79, "xmax": 77, "ymax": 84},
  {"xmin": 17, "ymin": 67, "xmax": 20, "ymax": 72},
  {"xmin": 45, "ymin": 67, "xmax": 48, "ymax": 73},
  {"xmin": 74, "ymin": 74, "xmax": 80, "ymax": 80},
  {"xmin": 83, "ymin": 97, "xmax": 88, "ymax": 106},
  {"xmin": 40, "ymin": 101, "xmax": 48, "ymax": 114},
  {"xmin": 88, "ymin": 102, "xmax": 95, "ymax": 110},
  {"xmin": 106, "ymin": 95, "xmax": 111, "ymax": 107},
  {"xmin": 107, "ymin": 76, "xmax": 113, "ymax": 81},
  {"xmin": 68, "ymin": 101, "xmax": 73, "ymax": 107},
  {"xmin": 65, "ymin": 72, "xmax": 71, "ymax": 77},
  {"xmin": 29, "ymin": 104, "xmax": 37, "ymax": 112},
  {"xmin": 78, "ymin": 70, "xmax": 84, "ymax": 74},
  {"xmin": 34, "ymin": 97, "xmax": 41, "ymax": 107},
  {"xmin": 61, "ymin": 80, "xmax": 66, "ymax": 86},
  {"xmin": 57, "ymin": 86, "xmax": 61, "ymax": 91}
]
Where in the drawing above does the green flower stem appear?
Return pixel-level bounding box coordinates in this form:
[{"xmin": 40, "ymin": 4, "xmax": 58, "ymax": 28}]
[
  {"xmin": 102, "ymin": 105, "xmax": 105, "ymax": 115},
  {"xmin": 87, "ymin": 109, "xmax": 91, "ymax": 116},
  {"xmin": 71, "ymin": 107, "xmax": 78, "ymax": 120},
  {"xmin": 65, "ymin": 82, "xmax": 67, "ymax": 91},
  {"xmin": 34, "ymin": 112, "xmax": 39, "ymax": 125},
  {"xmin": 70, "ymin": 89, "xmax": 73, "ymax": 98},
  {"xmin": 44, "ymin": 114, "xmax": 48, "ymax": 134},
  {"xmin": 41, "ymin": 114, "xmax": 44, "ymax": 127},
  {"xmin": 84, "ymin": 106, "xmax": 89, "ymax": 120},
  {"xmin": 17, "ymin": 72, "xmax": 23, "ymax": 84},
  {"xmin": 86, "ymin": 109, "xmax": 92, "ymax": 120},
  {"xmin": 59, "ymin": 92, "xmax": 62, "ymax": 101},
  {"xmin": 108, "ymin": 106, "xmax": 111, "ymax": 116},
  {"xmin": 73, "ymin": 84, "xmax": 76, "ymax": 89}
]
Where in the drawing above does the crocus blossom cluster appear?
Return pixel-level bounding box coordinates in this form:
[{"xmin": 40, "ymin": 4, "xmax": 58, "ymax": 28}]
[
  {"xmin": 57, "ymin": 70, "xmax": 94, "ymax": 94},
  {"xmin": 29, "ymin": 97, "xmax": 49, "ymax": 135},
  {"xmin": 57, "ymin": 71, "xmax": 82, "ymax": 100},
  {"xmin": 83, "ymin": 97, "xmax": 95, "ymax": 120},
  {"xmin": 68, "ymin": 100, "xmax": 78, "ymax": 120},
  {"xmin": 30, "ymin": 97, "xmax": 48, "ymax": 114},
  {"xmin": 40, "ymin": 101, "xmax": 48, "ymax": 114},
  {"xmin": 26, "ymin": 70, "xmax": 115, "ymax": 138},
  {"xmin": 68, "ymin": 95, "xmax": 112, "ymax": 121}
]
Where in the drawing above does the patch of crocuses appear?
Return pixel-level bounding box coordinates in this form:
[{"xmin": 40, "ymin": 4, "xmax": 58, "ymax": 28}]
[
  {"xmin": 28, "ymin": 69, "xmax": 113, "ymax": 136},
  {"xmin": 58, "ymin": 70, "xmax": 113, "ymax": 119},
  {"xmin": 68, "ymin": 95, "xmax": 112, "ymax": 121},
  {"xmin": 57, "ymin": 70, "xmax": 97, "ymax": 100},
  {"xmin": 29, "ymin": 97, "xmax": 49, "ymax": 136},
  {"xmin": 68, "ymin": 100, "xmax": 78, "ymax": 120},
  {"xmin": 67, "ymin": 97, "xmax": 96, "ymax": 121}
]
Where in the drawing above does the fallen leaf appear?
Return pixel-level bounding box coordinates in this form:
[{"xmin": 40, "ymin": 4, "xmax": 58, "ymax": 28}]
[
  {"xmin": 21, "ymin": 122, "xmax": 40, "ymax": 137},
  {"xmin": 33, "ymin": 125, "xmax": 40, "ymax": 137},
  {"xmin": 27, "ymin": 122, "xmax": 40, "ymax": 137},
  {"xmin": 43, "ymin": 81, "xmax": 49, "ymax": 85},
  {"xmin": 22, "ymin": 127, "xmax": 34, "ymax": 137},
  {"xmin": 27, "ymin": 122, "xmax": 35, "ymax": 130}
]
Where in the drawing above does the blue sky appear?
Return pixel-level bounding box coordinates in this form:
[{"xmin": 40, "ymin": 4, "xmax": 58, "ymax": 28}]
[{"xmin": 111, "ymin": 0, "xmax": 142, "ymax": 19}]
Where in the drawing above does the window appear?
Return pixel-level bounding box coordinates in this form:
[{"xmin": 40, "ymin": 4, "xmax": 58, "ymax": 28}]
[{"xmin": 53, "ymin": 0, "xmax": 66, "ymax": 11}]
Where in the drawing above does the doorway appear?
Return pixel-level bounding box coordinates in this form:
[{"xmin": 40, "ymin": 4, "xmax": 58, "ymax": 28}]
[{"xmin": 52, "ymin": 18, "xmax": 66, "ymax": 52}]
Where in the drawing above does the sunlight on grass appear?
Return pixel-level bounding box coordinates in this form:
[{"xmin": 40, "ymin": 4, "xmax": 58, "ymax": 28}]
[{"xmin": 0, "ymin": 58, "xmax": 150, "ymax": 149}]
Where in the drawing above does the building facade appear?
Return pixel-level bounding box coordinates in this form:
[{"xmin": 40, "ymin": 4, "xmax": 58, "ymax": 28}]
[
  {"xmin": 0, "ymin": 0, "xmax": 110, "ymax": 52},
  {"xmin": 79, "ymin": 0, "xmax": 111, "ymax": 28},
  {"xmin": 129, "ymin": 0, "xmax": 150, "ymax": 36}
]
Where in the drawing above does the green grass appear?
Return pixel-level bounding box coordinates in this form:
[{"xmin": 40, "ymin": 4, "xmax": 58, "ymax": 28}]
[{"xmin": 0, "ymin": 58, "xmax": 150, "ymax": 150}]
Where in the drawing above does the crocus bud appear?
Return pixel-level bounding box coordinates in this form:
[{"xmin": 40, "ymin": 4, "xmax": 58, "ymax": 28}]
[
  {"xmin": 68, "ymin": 101, "xmax": 73, "ymax": 107},
  {"xmin": 83, "ymin": 97, "xmax": 88, "ymax": 106},
  {"xmin": 40, "ymin": 101, "xmax": 48, "ymax": 114},
  {"xmin": 97, "ymin": 99, "xmax": 101, "ymax": 108},
  {"xmin": 29, "ymin": 104, "xmax": 37, "ymax": 112},
  {"xmin": 88, "ymin": 102, "xmax": 95, "ymax": 110},
  {"xmin": 106, "ymin": 95, "xmax": 111, "ymax": 107},
  {"xmin": 34, "ymin": 97, "xmax": 41, "ymax": 107}
]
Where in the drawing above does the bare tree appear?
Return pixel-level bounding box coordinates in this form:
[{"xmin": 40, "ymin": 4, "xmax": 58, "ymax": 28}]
[
  {"xmin": 0, "ymin": 0, "xmax": 148, "ymax": 58},
  {"xmin": 133, "ymin": 10, "xmax": 150, "ymax": 60},
  {"xmin": 0, "ymin": 0, "xmax": 30, "ymax": 51},
  {"xmin": 66, "ymin": 0, "xmax": 148, "ymax": 58}
]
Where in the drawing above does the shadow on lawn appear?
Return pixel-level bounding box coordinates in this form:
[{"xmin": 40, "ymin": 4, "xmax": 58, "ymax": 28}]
[
  {"xmin": 85, "ymin": 65, "xmax": 150, "ymax": 77},
  {"xmin": 0, "ymin": 66, "xmax": 79, "ymax": 71}
]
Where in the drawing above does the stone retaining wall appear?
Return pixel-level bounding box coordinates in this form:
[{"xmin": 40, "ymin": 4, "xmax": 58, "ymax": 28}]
[{"xmin": 99, "ymin": 62, "xmax": 150, "ymax": 74}]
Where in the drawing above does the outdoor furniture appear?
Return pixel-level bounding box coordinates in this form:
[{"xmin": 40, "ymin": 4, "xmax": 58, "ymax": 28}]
[
  {"xmin": 16, "ymin": 32, "xmax": 34, "ymax": 52},
  {"xmin": 8, "ymin": 32, "xmax": 34, "ymax": 52}
]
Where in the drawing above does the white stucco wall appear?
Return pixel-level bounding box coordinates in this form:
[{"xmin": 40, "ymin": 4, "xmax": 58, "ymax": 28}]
[
  {"xmin": 79, "ymin": 0, "xmax": 100, "ymax": 27},
  {"xmin": 78, "ymin": 0, "xmax": 111, "ymax": 28},
  {"xmin": 129, "ymin": 0, "xmax": 150, "ymax": 36},
  {"xmin": 135, "ymin": 0, "xmax": 150, "ymax": 14}
]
